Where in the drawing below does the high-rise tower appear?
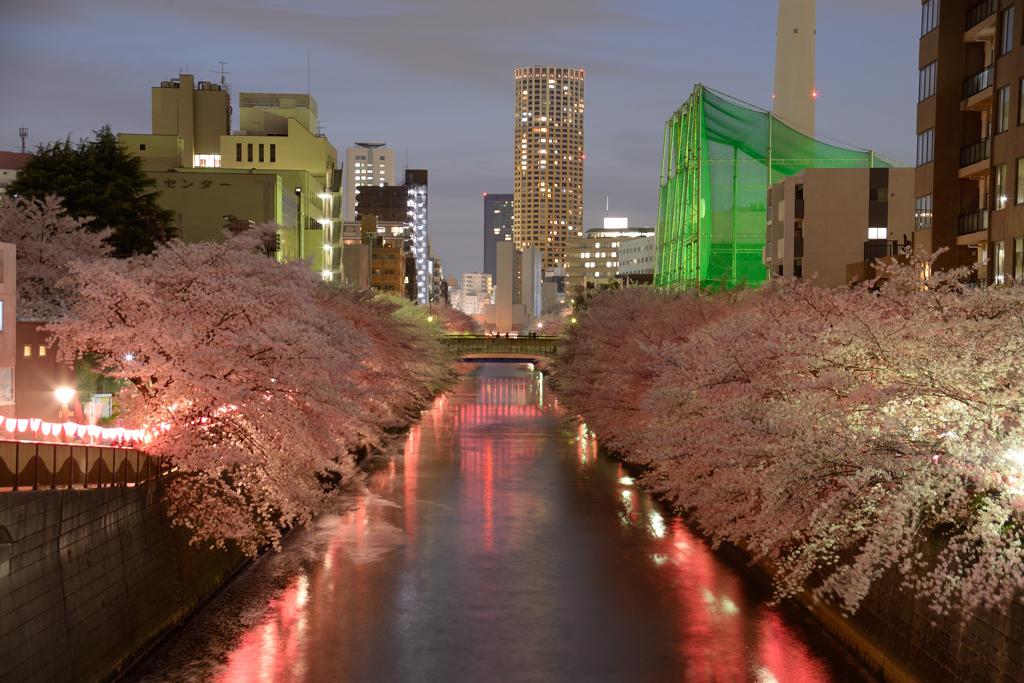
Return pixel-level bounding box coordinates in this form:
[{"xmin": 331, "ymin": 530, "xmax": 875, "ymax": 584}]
[
  {"xmin": 773, "ymin": 0, "xmax": 816, "ymax": 136},
  {"xmin": 513, "ymin": 67, "xmax": 585, "ymax": 271}
]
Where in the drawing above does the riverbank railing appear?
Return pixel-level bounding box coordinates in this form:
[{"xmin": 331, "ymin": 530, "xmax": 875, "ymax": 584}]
[{"xmin": 0, "ymin": 440, "xmax": 170, "ymax": 491}]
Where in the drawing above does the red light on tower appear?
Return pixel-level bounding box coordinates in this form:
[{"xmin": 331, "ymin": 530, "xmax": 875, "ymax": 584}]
[{"xmin": 812, "ymin": 89, "xmax": 819, "ymax": 99}]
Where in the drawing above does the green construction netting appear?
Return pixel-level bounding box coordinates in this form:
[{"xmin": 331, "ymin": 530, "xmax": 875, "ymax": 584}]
[{"xmin": 655, "ymin": 85, "xmax": 895, "ymax": 290}]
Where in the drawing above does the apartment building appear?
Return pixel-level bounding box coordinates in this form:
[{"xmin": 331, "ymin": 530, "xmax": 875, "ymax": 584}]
[
  {"xmin": 345, "ymin": 143, "xmax": 394, "ymax": 221},
  {"xmin": 913, "ymin": 0, "xmax": 1024, "ymax": 283},
  {"xmin": 513, "ymin": 67, "xmax": 585, "ymax": 272},
  {"xmin": 762, "ymin": 167, "xmax": 915, "ymax": 288}
]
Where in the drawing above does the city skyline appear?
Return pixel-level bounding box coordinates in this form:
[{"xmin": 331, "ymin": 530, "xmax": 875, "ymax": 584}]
[{"xmin": 0, "ymin": 0, "xmax": 919, "ymax": 281}]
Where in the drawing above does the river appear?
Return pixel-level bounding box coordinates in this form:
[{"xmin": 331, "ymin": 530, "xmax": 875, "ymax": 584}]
[{"xmin": 127, "ymin": 363, "xmax": 877, "ymax": 683}]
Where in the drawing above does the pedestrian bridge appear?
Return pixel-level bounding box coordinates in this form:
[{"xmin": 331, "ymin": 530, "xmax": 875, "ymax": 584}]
[{"xmin": 442, "ymin": 335, "xmax": 559, "ymax": 363}]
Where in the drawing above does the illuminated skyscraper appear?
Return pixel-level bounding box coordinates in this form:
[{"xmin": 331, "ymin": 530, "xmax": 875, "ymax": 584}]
[{"xmin": 513, "ymin": 67, "xmax": 585, "ymax": 271}]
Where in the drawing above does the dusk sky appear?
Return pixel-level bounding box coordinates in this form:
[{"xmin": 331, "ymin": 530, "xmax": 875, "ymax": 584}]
[{"xmin": 0, "ymin": 0, "xmax": 918, "ymax": 280}]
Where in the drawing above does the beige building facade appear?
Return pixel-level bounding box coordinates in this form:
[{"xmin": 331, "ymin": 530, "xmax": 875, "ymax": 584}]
[
  {"xmin": 345, "ymin": 144, "xmax": 395, "ymax": 221},
  {"xmin": 564, "ymin": 222, "xmax": 654, "ymax": 291},
  {"xmin": 764, "ymin": 167, "xmax": 915, "ymax": 288},
  {"xmin": 120, "ymin": 75, "xmax": 342, "ymax": 279}
]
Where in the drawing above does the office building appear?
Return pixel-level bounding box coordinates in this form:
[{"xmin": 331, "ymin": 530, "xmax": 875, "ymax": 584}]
[
  {"xmin": 345, "ymin": 143, "xmax": 395, "ymax": 221},
  {"xmin": 356, "ymin": 185, "xmax": 408, "ymax": 222},
  {"xmin": 513, "ymin": 66, "xmax": 585, "ymax": 272},
  {"xmin": 484, "ymin": 193, "xmax": 514, "ymax": 280},
  {"xmin": 120, "ymin": 75, "xmax": 342, "ymax": 279},
  {"xmin": 618, "ymin": 232, "xmax": 659, "ymax": 278},
  {"xmin": 405, "ymin": 169, "xmax": 429, "ymax": 305},
  {"xmin": 565, "ymin": 219, "xmax": 654, "ymax": 291},
  {"xmin": 761, "ymin": 167, "xmax": 915, "ymax": 288},
  {"xmin": 911, "ymin": 0, "xmax": 1024, "ymax": 284}
]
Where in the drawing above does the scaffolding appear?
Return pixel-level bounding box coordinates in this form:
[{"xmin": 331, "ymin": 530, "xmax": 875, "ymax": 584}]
[{"xmin": 655, "ymin": 85, "xmax": 896, "ymax": 290}]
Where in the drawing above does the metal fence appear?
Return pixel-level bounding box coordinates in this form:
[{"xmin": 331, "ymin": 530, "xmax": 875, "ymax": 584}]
[{"xmin": 0, "ymin": 440, "xmax": 171, "ymax": 491}]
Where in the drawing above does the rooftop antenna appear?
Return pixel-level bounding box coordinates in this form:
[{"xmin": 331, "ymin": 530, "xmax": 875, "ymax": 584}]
[
  {"xmin": 212, "ymin": 62, "xmax": 233, "ymax": 128},
  {"xmin": 307, "ymin": 50, "xmax": 310, "ymax": 95},
  {"xmin": 19, "ymin": 127, "xmax": 27, "ymax": 154}
]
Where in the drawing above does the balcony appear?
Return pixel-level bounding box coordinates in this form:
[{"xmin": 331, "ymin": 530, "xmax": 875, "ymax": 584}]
[
  {"xmin": 963, "ymin": 66, "xmax": 993, "ymax": 103},
  {"xmin": 958, "ymin": 209, "xmax": 989, "ymax": 237},
  {"xmin": 958, "ymin": 137, "xmax": 991, "ymax": 171},
  {"xmin": 864, "ymin": 240, "xmax": 899, "ymax": 262},
  {"xmin": 966, "ymin": 0, "xmax": 998, "ymax": 32}
]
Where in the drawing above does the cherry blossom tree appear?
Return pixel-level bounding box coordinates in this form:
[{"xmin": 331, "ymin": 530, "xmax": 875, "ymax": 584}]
[
  {"xmin": 48, "ymin": 224, "xmax": 456, "ymax": 553},
  {"xmin": 554, "ymin": 254, "xmax": 1024, "ymax": 617},
  {"xmin": 0, "ymin": 195, "xmax": 111, "ymax": 320},
  {"xmin": 436, "ymin": 304, "xmax": 482, "ymax": 334}
]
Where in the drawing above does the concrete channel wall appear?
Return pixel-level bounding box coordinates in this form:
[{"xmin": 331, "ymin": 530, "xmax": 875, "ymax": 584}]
[
  {"xmin": 749, "ymin": 541, "xmax": 1024, "ymax": 683},
  {"xmin": 0, "ymin": 481, "xmax": 246, "ymax": 683}
]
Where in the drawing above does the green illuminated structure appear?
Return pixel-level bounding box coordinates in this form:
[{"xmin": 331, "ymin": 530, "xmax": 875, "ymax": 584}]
[{"xmin": 655, "ymin": 85, "xmax": 895, "ymax": 289}]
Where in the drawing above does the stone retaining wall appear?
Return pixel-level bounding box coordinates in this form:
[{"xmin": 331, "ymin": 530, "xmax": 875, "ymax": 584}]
[{"xmin": 0, "ymin": 481, "xmax": 246, "ymax": 683}]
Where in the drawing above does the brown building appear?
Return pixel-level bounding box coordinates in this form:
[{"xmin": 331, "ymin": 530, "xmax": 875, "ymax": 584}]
[
  {"xmin": 764, "ymin": 167, "xmax": 915, "ymax": 288},
  {"xmin": 15, "ymin": 322, "xmax": 74, "ymax": 422},
  {"xmin": 913, "ymin": 0, "xmax": 1024, "ymax": 283},
  {"xmin": 355, "ymin": 185, "xmax": 408, "ymax": 222}
]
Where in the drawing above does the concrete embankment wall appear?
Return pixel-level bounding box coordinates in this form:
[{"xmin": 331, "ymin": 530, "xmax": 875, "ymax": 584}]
[
  {"xmin": 0, "ymin": 480, "xmax": 246, "ymax": 683},
  {"xmin": 791, "ymin": 554, "xmax": 1024, "ymax": 683}
]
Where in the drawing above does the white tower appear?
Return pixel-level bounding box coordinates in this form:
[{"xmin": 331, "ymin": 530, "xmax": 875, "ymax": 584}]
[{"xmin": 773, "ymin": 0, "xmax": 816, "ymax": 136}]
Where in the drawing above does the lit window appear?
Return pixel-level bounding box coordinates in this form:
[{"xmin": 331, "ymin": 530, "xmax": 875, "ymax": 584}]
[
  {"xmin": 998, "ymin": 86, "xmax": 1011, "ymax": 133},
  {"xmin": 38, "ymin": 346, "xmax": 46, "ymax": 357},
  {"xmin": 868, "ymin": 228, "xmax": 887, "ymax": 240},
  {"xmin": 996, "ymin": 163, "xmax": 1008, "ymax": 210},
  {"xmin": 23, "ymin": 345, "xmax": 30, "ymax": 357},
  {"xmin": 994, "ymin": 241, "xmax": 1006, "ymax": 285}
]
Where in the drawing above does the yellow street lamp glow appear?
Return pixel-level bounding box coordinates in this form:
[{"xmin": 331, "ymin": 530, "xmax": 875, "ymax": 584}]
[
  {"xmin": 427, "ymin": 316, "xmax": 434, "ymax": 323},
  {"xmin": 55, "ymin": 388, "xmax": 75, "ymax": 405},
  {"xmin": 571, "ymin": 317, "xmax": 577, "ymax": 324}
]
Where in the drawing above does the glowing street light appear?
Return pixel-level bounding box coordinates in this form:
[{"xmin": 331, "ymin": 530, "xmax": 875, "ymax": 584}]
[{"xmin": 55, "ymin": 387, "xmax": 75, "ymax": 441}]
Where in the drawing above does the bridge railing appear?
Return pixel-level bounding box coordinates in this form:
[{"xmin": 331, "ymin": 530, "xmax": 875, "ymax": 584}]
[
  {"xmin": 0, "ymin": 440, "xmax": 170, "ymax": 491},
  {"xmin": 442, "ymin": 334, "xmax": 560, "ymax": 358}
]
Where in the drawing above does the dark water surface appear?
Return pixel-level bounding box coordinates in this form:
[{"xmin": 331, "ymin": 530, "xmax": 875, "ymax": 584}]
[{"xmin": 129, "ymin": 364, "xmax": 877, "ymax": 683}]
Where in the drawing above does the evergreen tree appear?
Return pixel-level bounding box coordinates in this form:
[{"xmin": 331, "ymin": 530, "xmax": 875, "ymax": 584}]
[{"xmin": 9, "ymin": 126, "xmax": 175, "ymax": 255}]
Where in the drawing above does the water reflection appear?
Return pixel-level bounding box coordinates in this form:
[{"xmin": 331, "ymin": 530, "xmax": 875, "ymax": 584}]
[{"xmin": 133, "ymin": 364, "xmax": 874, "ymax": 683}]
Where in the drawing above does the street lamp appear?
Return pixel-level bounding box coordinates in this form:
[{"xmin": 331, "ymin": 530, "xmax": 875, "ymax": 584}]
[{"xmin": 55, "ymin": 388, "xmax": 75, "ymax": 442}]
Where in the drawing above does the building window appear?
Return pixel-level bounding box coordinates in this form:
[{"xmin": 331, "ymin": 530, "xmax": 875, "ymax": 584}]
[
  {"xmin": 915, "ymin": 195, "xmax": 933, "ymax": 231},
  {"xmin": 869, "ymin": 188, "xmax": 888, "ymax": 202},
  {"xmin": 994, "ymin": 241, "xmax": 1006, "ymax": 285},
  {"xmin": 1002, "ymin": 7, "xmax": 1015, "ymax": 56},
  {"xmin": 0, "ymin": 369, "xmax": 12, "ymax": 404},
  {"xmin": 38, "ymin": 346, "xmax": 45, "ymax": 357},
  {"xmin": 868, "ymin": 227, "xmax": 887, "ymax": 240},
  {"xmin": 270, "ymin": 144, "xmax": 276, "ymax": 163},
  {"xmin": 236, "ymin": 143, "xmax": 242, "ymax": 162},
  {"xmin": 1017, "ymin": 158, "xmax": 1024, "ymax": 204},
  {"xmin": 22, "ymin": 345, "xmax": 30, "ymax": 357},
  {"xmin": 919, "ymin": 61, "xmax": 937, "ymax": 102},
  {"xmin": 921, "ymin": 0, "xmax": 939, "ymax": 37},
  {"xmin": 996, "ymin": 163, "xmax": 1009, "ymax": 210},
  {"xmin": 139, "ymin": 144, "xmax": 146, "ymax": 151},
  {"xmin": 258, "ymin": 144, "xmax": 264, "ymax": 163},
  {"xmin": 916, "ymin": 128, "xmax": 934, "ymax": 166},
  {"xmin": 998, "ymin": 86, "xmax": 1012, "ymax": 132},
  {"xmin": 247, "ymin": 144, "xmax": 253, "ymax": 163},
  {"xmin": 1016, "ymin": 237, "xmax": 1024, "ymax": 280}
]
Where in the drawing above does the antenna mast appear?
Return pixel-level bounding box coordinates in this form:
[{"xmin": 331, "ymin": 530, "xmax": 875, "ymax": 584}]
[{"xmin": 19, "ymin": 128, "xmax": 27, "ymax": 154}]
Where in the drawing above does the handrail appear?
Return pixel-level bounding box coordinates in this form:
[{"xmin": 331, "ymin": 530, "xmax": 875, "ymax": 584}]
[
  {"xmin": 960, "ymin": 138, "xmax": 991, "ymax": 168},
  {"xmin": 966, "ymin": 0, "xmax": 998, "ymax": 31},
  {"xmin": 958, "ymin": 209, "xmax": 989, "ymax": 236},
  {"xmin": 963, "ymin": 65, "xmax": 993, "ymax": 100},
  {"xmin": 0, "ymin": 440, "xmax": 170, "ymax": 491}
]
